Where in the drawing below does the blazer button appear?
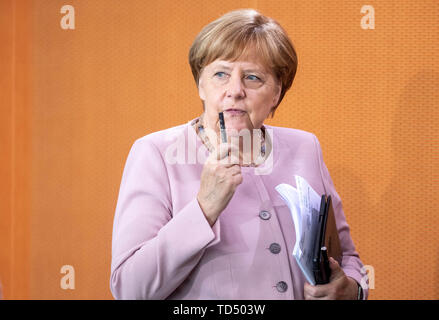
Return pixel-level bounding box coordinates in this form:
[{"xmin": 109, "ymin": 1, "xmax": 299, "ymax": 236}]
[
  {"xmin": 259, "ymin": 210, "xmax": 271, "ymax": 220},
  {"xmin": 269, "ymin": 243, "xmax": 281, "ymax": 254},
  {"xmin": 276, "ymin": 281, "xmax": 288, "ymax": 292}
]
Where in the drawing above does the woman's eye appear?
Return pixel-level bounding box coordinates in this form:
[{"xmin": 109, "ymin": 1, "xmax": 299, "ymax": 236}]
[
  {"xmin": 246, "ymin": 74, "xmax": 261, "ymax": 81},
  {"xmin": 214, "ymin": 72, "xmax": 227, "ymax": 78}
]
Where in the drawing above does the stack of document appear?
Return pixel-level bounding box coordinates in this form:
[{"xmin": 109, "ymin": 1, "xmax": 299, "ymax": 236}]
[{"xmin": 275, "ymin": 175, "xmax": 341, "ymax": 285}]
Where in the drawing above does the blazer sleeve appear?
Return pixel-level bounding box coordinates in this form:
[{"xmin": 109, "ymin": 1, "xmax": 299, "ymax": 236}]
[
  {"xmin": 110, "ymin": 137, "xmax": 221, "ymax": 299},
  {"xmin": 312, "ymin": 134, "xmax": 369, "ymax": 299}
]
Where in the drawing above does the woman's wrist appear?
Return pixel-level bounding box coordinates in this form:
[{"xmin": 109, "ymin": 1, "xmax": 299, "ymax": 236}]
[{"xmin": 197, "ymin": 195, "xmax": 217, "ymax": 227}]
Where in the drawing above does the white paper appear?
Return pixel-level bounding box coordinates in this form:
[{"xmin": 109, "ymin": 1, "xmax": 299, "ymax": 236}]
[{"xmin": 275, "ymin": 175, "xmax": 322, "ymax": 285}]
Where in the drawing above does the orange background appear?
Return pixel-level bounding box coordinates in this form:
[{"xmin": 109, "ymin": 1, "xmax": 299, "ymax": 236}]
[{"xmin": 1, "ymin": 0, "xmax": 438, "ymax": 299}]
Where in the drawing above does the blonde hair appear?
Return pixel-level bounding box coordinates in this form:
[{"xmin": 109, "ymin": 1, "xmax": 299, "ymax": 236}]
[{"xmin": 188, "ymin": 9, "xmax": 298, "ymax": 117}]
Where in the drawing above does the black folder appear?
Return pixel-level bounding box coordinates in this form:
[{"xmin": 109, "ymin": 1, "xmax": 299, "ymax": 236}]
[{"xmin": 312, "ymin": 195, "xmax": 342, "ymax": 284}]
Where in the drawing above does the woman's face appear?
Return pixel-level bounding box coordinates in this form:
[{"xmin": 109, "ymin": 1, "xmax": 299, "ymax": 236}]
[{"xmin": 198, "ymin": 53, "xmax": 281, "ymax": 136}]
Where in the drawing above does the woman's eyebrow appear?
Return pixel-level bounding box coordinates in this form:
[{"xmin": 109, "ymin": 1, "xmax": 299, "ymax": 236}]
[
  {"xmin": 213, "ymin": 64, "xmax": 263, "ymax": 73},
  {"xmin": 243, "ymin": 69, "xmax": 263, "ymax": 73},
  {"xmin": 213, "ymin": 64, "xmax": 232, "ymax": 70}
]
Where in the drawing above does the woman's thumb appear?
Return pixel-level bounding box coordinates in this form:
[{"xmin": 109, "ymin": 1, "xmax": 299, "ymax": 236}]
[{"xmin": 329, "ymin": 257, "xmax": 344, "ymax": 281}]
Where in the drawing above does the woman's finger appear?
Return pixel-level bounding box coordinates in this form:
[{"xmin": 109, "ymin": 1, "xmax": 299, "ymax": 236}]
[{"xmin": 229, "ymin": 164, "xmax": 241, "ymax": 176}]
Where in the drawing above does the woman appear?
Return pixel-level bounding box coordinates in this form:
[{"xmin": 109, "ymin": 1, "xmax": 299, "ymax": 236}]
[{"xmin": 110, "ymin": 9, "xmax": 367, "ymax": 300}]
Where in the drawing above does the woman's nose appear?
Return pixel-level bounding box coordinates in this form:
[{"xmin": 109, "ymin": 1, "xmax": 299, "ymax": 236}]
[{"xmin": 225, "ymin": 74, "xmax": 245, "ymax": 98}]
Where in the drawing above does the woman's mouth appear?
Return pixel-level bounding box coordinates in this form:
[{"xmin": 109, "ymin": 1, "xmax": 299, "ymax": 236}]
[{"xmin": 225, "ymin": 109, "xmax": 246, "ymax": 116}]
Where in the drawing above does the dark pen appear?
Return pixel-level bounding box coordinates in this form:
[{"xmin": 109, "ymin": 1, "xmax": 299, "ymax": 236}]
[{"xmin": 219, "ymin": 112, "xmax": 227, "ymax": 143}]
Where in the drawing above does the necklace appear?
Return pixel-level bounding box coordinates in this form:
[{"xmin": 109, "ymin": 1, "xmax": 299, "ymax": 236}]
[{"xmin": 192, "ymin": 115, "xmax": 267, "ymax": 167}]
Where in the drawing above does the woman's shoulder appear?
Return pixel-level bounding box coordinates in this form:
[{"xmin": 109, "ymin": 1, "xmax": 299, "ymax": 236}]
[
  {"xmin": 265, "ymin": 124, "xmax": 319, "ymax": 145},
  {"xmin": 135, "ymin": 122, "xmax": 188, "ymax": 144}
]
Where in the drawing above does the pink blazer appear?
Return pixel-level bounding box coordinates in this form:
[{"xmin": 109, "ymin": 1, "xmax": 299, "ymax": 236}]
[{"xmin": 110, "ymin": 117, "xmax": 368, "ymax": 300}]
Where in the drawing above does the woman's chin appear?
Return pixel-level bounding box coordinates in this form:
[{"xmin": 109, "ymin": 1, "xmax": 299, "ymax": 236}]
[
  {"xmin": 224, "ymin": 115, "xmax": 252, "ymax": 131},
  {"xmin": 226, "ymin": 124, "xmax": 254, "ymax": 136}
]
